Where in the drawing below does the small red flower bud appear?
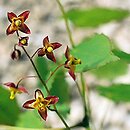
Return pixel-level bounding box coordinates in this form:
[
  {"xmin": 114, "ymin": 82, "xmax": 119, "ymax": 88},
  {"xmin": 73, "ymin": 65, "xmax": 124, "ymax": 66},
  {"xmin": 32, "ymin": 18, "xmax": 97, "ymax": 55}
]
[{"xmin": 11, "ymin": 49, "xmax": 21, "ymax": 60}]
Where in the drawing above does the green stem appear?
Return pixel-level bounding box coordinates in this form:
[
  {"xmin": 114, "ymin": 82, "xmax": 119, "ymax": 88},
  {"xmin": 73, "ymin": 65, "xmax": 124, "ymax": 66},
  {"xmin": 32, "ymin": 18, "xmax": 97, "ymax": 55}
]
[
  {"xmin": 46, "ymin": 64, "xmax": 64, "ymax": 83},
  {"xmin": 17, "ymin": 75, "xmax": 37, "ymax": 87},
  {"xmin": 80, "ymin": 73, "xmax": 87, "ymax": 114},
  {"xmin": 56, "ymin": 0, "xmax": 75, "ymax": 48},
  {"xmin": 75, "ymin": 80, "xmax": 87, "ymax": 115},
  {"xmin": 56, "ymin": 0, "xmax": 90, "ymax": 128}
]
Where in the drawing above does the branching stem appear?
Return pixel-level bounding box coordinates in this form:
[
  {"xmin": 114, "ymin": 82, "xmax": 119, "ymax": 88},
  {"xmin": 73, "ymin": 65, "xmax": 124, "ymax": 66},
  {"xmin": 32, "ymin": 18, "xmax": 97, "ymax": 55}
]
[{"xmin": 46, "ymin": 64, "xmax": 64, "ymax": 83}]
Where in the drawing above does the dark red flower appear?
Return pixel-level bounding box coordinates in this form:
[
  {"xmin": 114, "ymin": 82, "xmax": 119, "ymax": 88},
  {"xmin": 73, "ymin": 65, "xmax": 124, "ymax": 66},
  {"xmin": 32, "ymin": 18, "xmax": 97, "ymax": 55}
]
[
  {"xmin": 6, "ymin": 11, "xmax": 31, "ymax": 35},
  {"xmin": 11, "ymin": 49, "xmax": 21, "ymax": 60},
  {"xmin": 4, "ymin": 82, "xmax": 28, "ymax": 100},
  {"xmin": 37, "ymin": 36, "xmax": 62, "ymax": 62},
  {"xmin": 64, "ymin": 46, "xmax": 81, "ymax": 80},
  {"xmin": 18, "ymin": 36, "xmax": 29, "ymax": 46},
  {"xmin": 23, "ymin": 89, "xmax": 59, "ymax": 121}
]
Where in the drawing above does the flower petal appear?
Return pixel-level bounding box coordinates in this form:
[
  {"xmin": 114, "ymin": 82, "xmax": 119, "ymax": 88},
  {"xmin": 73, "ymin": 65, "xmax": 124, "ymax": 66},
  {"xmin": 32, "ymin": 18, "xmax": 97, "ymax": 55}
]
[
  {"xmin": 68, "ymin": 67, "xmax": 76, "ymax": 80},
  {"xmin": 35, "ymin": 89, "xmax": 44, "ymax": 100},
  {"xmin": 23, "ymin": 99, "xmax": 36, "ymax": 109},
  {"xmin": 4, "ymin": 82, "xmax": 16, "ymax": 88},
  {"xmin": 38, "ymin": 108, "xmax": 47, "ymax": 121},
  {"xmin": 18, "ymin": 86, "xmax": 28, "ymax": 93},
  {"xmin": 45, "ymin": 96, "xmax": 59, "ymax": 105},
  {"xmin": 51, "ymin": 42, "xmax": 62, "ymax": 50},
  {"xmin": 19, "ymin": 23, "xmax": 31, "ymax": 34},
  {"xmin": 38, "ymin": 48, "xmax": 46, "ymax": 56},
  {"xmin": 6, "ymin": 24, "xmax": 16, "ymax": 35},
  {"xmin": 65, "ymin": 46, "xmax": 70, "ymax": 59},
  {"xmin": 18, "ymin": 10, "xmax": 30, "ymax": 21},
  {"xmin": 46, "ymin": 52, "xmax": 56, "ymax": 62},
  {"xmin": 7, "ymin": 12, "xmax": 17, "ymax": 22},
  {"xmin": 43, "ymin": 36, "xmax": 49, "ymax": 47}
]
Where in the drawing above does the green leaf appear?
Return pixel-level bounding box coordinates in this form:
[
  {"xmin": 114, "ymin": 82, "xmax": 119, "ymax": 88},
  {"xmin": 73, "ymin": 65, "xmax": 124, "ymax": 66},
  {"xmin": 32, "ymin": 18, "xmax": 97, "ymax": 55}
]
[
  {"xmin": 0, "ymin": 86, "xmax": 20, "ymax": 125},
  {"xmin": 35, "ymin": 57, "xmax": 49, "ymax": 81},
  {"xmin": 113, "ymin": 49, "xmax": 130, "ymax": 63},
  {"xmin": 0, "ymin": 125, "xmax": 66, "ymax": 130},
  {"xmin": 91, "ymin": 60, "xmax": 128, "ymax": 80},
  {"xmin": 66, "ymin": 7, "xmax": 129, "ymax": 27},
  {"xmin": 16, "ymin": 110, "xmax": 43, "ymax": 128},
  {"xmin": 50, "ymin": 69, "xmax": 70, "ymax": 117},
  {"xmin": 71, "ymin": 34, "xmax": 119, "ymax": 72},
  {"xmin": 97, "ymin": 84, "xmax": 130, "ymax": 102}
]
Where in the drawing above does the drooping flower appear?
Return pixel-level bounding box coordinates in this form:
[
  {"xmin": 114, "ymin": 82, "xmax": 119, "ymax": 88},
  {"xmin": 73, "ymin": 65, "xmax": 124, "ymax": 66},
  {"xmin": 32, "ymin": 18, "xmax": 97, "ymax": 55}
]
[
  {"xmin": 4, "ymin": 82, "xmax": 28, "ymax": 100},
  {"xmin": 18, "ymin": 36, "xmax": 29, "ymax": 46},
  {"xmin": 37, "ymin": 36, "xmax": 62, "ymax": 62},
  {"xmin": 23, "ymin": 89, "xmax": 59, "ymax": 121},
  {"xmin": 64, "ymin": 46, "xmax": 81, "ymax": 80},
  {"xmin": 6, "ymin": 10, "xmax": 31, "ymax": 35},
  {"xmin": 11, "ymin": 49, "xmax": 21, "ymax": 60}
]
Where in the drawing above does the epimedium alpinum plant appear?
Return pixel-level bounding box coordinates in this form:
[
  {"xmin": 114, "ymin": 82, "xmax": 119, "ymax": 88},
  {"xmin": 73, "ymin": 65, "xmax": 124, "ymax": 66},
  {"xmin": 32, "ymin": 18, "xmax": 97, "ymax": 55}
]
[
  {"xmin": 1, "ymin": 0, "xmax": 130, "ymax": 130},
  {"xmin": 3, "ymin": 8, "xmax": 82, "ymax": 130}
]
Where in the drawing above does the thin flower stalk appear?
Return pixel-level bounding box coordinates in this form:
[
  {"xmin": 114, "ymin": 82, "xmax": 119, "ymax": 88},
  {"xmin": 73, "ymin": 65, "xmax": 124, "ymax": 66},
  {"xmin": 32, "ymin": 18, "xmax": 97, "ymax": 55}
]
[
  {"xmin": 56, "ymin": 0, "xmax": 90, "ymax": 128},
  {"xmin": 56, "ymin": 0, "xmax": 75, "ymax": 48},
  {"xmin": 46, "ymin": 64, "xmax": 64, "ymax": 83}
]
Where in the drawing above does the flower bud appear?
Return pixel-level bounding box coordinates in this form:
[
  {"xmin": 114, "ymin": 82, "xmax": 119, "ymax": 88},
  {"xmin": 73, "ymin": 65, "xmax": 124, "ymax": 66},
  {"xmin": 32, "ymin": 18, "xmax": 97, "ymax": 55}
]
[{"xmin": 11, "ymin": 49, "xmax": 21, "ymax": 60}]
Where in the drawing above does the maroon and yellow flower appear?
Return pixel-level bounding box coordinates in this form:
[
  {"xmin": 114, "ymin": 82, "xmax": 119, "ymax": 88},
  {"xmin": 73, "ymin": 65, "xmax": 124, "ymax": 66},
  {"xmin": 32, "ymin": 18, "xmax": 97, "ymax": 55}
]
[
  {"xmin": 6, "ymin": 10, "xmax": 31, "ymax": 35},
  {"xmin": 4, "ymin": 82, "xmax": 28, "ymax": 100},
  {"xmin": 23, "ymin": 89, "xmax": 59, "ymax": 121},
  {"xmin": 64, "ymin": 46, "xmax": 81, "ymax": 80},
  {"xmin": 18, "ymin": 36, "xmax": 29, "ymax": 46},
  {"xmin": 38, "ymin": 36, "xmax": 62, "ymax": 62}
]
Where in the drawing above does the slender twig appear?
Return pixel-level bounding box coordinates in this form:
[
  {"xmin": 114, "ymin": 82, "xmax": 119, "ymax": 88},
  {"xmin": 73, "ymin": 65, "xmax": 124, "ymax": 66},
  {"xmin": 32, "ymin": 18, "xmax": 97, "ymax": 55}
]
[
  {"xmin": 56, "ymin": 0, "xmax": 75, "ymax": 48},
  {"xmin": 46, "ymin": 64, "xmax": 64, "ymax": 83},
  {"xmin": 31, "ymin": 48, "xmax": 42, "ymax": 59},
  {"xmin": 75, "ymin": 80, "xmax": 87, "ymax": 114},
  {"xmin": 17, "ymin": 75, "xmax": 37, "ymax": 86},
  {"xmin": 80, "ymin": 73, "xmax": 97, "ymax": 130},
  {"xmin": 48, "ymin": 106, "xmax": 70, "ymax": 129}
]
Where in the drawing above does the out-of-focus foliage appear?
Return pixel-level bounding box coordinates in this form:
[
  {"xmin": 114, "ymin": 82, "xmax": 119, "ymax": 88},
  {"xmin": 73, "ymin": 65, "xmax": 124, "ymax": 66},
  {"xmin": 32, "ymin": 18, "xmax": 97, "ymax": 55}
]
[
  {"xmin": 66, "ymin": 7, "xmax": 129, "ymax": 27},
  {"xmin": 97, "ymin": 84, "xmax": 130, "ymax": 102},
  {"xmin": 113, "ymin": 49, "xmax": 130, "ymax": 63},
  {"xmin": 16, "ymin": 111, "xmax": 44, "ymax": 128},
  {"xmin": 50, "ymin": 69, "xmax": 70, "ymax": 117},
  {"xmin": 91, "ymin": 60, "xmax": 128, "ymax": 80},
  {"xmin": 0, "ymin": 87, "xmax": 20, "ymax": 125}
]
